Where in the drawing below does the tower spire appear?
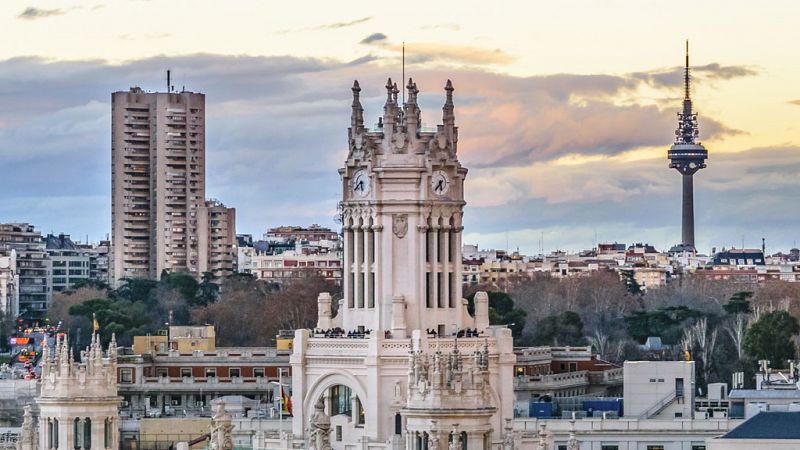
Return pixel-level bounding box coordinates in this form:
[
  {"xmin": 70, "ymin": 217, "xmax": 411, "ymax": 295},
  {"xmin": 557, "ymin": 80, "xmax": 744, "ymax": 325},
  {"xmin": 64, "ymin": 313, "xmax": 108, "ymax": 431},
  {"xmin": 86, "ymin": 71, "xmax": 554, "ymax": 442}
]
[
  {"xmin": 675, "ymin": 40, "xmax": 698, "ymax": 145},
  {"xmin": 351, "ymin": 80, "xmax": 364, "ymax": 130},
  {"xmin": 684, "ymin": 39, "xmax": 691, "ymax": 101}
]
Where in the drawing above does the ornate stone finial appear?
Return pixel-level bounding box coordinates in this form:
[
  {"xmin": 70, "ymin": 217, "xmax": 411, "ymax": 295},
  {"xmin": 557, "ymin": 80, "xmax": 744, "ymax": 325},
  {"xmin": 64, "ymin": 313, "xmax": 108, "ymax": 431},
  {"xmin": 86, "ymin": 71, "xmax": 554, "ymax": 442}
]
[
  {"xmin": 351, "ymin": 80, "xmax": 364, "ymax": 130},
  {"xmin": 567, "ymin": 418, "xmax": 579, "ymax": 450},
  {"xmin": 392, "ymin": 82, "xmax": 399, "ymax": 104},
  {"xmin": 537, "ymin": 423, "xmax": 548, "ymax": 450},
  {"xmin": 108, "ymin": 333, "xmax": 118, "ymax": 360},
  {"xmin": 406, "ymin": 78, "xmax": 419, "ymax": 104},
  {"xmin": 502, "ymin": 418, "xmax": 515, "ymax": 450},
  {"xmin": 385, "ymin": 78, "xmax": 394, "ymax": 104},
  {"xmin": 18, "ymin": 404, "xmax": 36, "ymax": 450},
  {"xmin": 443, "ymin": 79, "xmax": 455, "ymax": 125}
]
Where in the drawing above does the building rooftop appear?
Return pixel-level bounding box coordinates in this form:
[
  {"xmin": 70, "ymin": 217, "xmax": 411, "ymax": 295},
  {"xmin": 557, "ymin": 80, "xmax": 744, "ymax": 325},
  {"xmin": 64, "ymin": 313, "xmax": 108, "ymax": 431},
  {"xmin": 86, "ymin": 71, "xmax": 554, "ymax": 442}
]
[
  {"xmin": 729, "ymin": 389, "xmax": 800, "ymax": 399},
  {"xmin": 722, "ymin": 411, "xmax": 800, "ymax": 439}
]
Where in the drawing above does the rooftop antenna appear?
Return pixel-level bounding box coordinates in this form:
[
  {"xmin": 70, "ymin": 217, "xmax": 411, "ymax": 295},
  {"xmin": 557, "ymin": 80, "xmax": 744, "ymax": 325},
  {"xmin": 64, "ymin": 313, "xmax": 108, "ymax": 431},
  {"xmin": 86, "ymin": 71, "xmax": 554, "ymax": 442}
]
[
  {"xmin": 402, "ymin": 42, "xmax": 405, "ymax": 104},
  {"xmin": 166, "ymin": 70, "xmax": 171, "ymax": 93}
]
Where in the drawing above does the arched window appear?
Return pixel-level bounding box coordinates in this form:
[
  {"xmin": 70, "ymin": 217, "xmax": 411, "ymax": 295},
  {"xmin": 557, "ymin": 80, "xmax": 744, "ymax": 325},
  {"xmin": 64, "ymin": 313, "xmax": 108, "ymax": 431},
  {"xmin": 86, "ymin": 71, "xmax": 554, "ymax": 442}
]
[
  {"xmin": 73, "ymin": 418, "xmax": 82, "ymax": 450},
  {"xmin": 52, "ymin": 419, "xmax": 59, "ymax": 449},
  {"xmin": 84, "ymin": 418, "xmax": 91, "ymax": 449},
  {"xmin": 104, "ymin": 418, "xmax": 110, "ymax": 448},
  {"xmin": 394, "ymin": 413, "xmax": 402, "ymax": 435}
]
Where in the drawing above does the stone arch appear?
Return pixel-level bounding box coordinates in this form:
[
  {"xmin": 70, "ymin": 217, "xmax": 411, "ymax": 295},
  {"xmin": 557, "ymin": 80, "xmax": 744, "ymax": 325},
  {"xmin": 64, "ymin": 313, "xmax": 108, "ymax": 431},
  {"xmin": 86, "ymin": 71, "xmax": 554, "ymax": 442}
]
[{"xmin": 303, "ymin": 370, "xmax": 369, "ymax": 423}]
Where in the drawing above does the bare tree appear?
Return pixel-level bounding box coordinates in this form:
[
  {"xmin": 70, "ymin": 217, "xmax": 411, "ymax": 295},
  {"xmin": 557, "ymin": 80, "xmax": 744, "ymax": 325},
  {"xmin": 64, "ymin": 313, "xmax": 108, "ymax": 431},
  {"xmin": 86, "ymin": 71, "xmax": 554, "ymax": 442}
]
[{"xmin": 724, "ymin": 313, "xmax": 751, "ymax": 361}]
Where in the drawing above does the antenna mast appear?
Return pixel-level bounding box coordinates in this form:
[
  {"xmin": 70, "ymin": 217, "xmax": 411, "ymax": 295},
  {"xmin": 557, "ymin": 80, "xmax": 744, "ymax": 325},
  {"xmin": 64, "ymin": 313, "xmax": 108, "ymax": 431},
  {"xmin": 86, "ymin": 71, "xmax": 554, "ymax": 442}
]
[
  {"xmin": 402, "ymin": 42, "xmax": 405, "ymax": 104},
  {"xmin": 167, "ymin": 69, "xmax": 171, "ymax": 93}
]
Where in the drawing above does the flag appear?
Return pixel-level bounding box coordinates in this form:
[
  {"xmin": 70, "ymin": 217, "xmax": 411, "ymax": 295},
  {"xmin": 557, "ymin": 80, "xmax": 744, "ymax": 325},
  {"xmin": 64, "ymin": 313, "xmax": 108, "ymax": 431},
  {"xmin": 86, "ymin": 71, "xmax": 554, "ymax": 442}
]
[
  {"xmin": 92, "ymin": 313, "xmax": 100, "ymax": 332},
  {"xmin": 281, "ymin": 386, "xmax": 293, "ymax": 416}
]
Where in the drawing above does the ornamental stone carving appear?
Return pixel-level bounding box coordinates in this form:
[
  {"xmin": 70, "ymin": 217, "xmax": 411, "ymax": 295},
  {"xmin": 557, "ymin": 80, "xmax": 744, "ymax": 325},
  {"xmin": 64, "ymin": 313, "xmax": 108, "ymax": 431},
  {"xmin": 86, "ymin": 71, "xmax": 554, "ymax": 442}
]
[{"xmin": 393, "ymin": 214, "xmax": 408, "ymax": 238}]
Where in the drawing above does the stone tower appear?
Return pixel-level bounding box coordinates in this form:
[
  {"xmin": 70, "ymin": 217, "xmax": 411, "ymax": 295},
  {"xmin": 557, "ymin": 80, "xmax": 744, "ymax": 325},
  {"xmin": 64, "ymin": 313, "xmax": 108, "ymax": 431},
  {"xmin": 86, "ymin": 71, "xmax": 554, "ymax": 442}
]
[
  {"xmin": 668, "ymin": 41, "xmax": 708, "ymax": 251},
  {"xmin": 291, "ymin": 79, "xmax": 515, "ymax": 450},
  {"xmin": 36, "ymin": 334, "xmax": 121, "ymax": 450}
]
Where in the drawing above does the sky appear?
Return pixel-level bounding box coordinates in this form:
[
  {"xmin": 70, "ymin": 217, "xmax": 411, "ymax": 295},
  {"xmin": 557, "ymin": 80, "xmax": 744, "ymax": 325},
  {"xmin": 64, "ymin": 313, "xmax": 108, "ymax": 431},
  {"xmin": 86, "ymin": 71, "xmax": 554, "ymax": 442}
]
[{"xmin": 1, "ymin": 0, "xmax": 799, "ymax": 255}]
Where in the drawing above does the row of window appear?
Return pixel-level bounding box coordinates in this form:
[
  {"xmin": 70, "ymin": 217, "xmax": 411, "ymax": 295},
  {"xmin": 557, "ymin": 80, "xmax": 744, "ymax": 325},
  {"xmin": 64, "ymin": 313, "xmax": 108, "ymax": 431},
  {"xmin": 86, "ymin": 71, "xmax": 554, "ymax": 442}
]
[{"xmin": 120, "ymin": 367, "xmax": 268, "ymax": 382}]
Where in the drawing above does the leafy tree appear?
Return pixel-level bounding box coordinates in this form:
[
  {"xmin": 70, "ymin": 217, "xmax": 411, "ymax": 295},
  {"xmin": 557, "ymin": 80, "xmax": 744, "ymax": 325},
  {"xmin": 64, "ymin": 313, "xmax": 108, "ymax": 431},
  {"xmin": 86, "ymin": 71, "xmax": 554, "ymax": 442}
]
[
  {"xmin": 624, "ymin": 306, "xmax": 705, "ymax": 344},
  {"xmin": 724, "ymin": 292, "xmax": 753, "ymax": 315},
  {"xmin": 532, "ymin": 311, "xmax": 587, "ymax": 346},
  {"xmin": 743, "ymin": 310, "xmax": 800, "ymax": 367},
  {"xmin": 198, "ymin": 272, "xmax": 220, "ymax": 305},
  {"xmin": 160, "ymin": 272, "xmax": 201, "ymax": 306}
]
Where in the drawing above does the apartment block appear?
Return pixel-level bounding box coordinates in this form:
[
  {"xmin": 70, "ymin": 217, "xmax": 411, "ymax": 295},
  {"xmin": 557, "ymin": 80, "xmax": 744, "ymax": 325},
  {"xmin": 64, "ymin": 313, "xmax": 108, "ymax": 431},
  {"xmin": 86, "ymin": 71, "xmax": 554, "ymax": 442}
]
[
  {"xmin": 0, "ymin": 223, "xmax": 49, "ymax": 319},
  {"xmin": 112, "ymin": 87, "xmax": 232, "ymax": 285},
  {"xmin": 197, "ymin": 200, "xmax": 236, "ymax": 279}
]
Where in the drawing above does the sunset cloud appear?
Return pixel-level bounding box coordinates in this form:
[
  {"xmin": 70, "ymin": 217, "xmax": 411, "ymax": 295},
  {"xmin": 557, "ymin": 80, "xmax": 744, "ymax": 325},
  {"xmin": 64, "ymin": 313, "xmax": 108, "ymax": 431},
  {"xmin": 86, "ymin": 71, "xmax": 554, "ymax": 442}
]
[{"xmin": 0, "ymin": 53, "xmax": 789, "ymax": 252}]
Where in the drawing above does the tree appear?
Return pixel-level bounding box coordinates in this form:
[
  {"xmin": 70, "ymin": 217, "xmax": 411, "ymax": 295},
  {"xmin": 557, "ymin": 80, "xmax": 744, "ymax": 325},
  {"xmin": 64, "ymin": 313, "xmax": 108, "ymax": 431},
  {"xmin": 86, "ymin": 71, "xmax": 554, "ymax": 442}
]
[
  {"xmin": 198, "ymin": 272, "xmax": 220, "ymax": 305},
  {"xmin": 532, "ymin": 311, "xmax": 587, "ymax": 346},
  {"xmin": 623, "ymin": 306, "xmax": 705, "ymax": 345},
  {"xmin": 619, "ymin": 269, "xmax": 641, "ymax": 295},
  {"xmin": 743, "ymin": 310, "xmax": 800, "ymax": 367},
  {"xmin": 724, "ymin": 292, "xmax": 753, "ymax": 315}
]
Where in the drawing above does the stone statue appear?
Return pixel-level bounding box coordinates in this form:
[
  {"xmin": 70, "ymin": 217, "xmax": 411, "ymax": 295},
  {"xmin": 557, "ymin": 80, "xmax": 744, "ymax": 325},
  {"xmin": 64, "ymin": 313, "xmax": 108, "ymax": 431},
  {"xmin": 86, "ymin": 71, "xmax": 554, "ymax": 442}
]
[
  {"xmin": 307, "ymin": 398, "xmax": 331, "ymax": 450},
  {"xmin": 210, "ymin": 401, "xmax": 234, "ymax": 450}
]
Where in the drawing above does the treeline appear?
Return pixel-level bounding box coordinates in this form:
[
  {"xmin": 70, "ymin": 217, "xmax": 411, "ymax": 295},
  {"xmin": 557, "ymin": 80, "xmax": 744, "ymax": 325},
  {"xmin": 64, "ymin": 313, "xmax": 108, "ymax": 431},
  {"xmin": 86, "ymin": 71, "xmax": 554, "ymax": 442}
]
[
  {"xmin": 466, "ymin": 272, "xmax": 800, "ymax": 388},
  {"xmin": 47, "ymin": 271, "xmax": 340, "ymax": 349}
]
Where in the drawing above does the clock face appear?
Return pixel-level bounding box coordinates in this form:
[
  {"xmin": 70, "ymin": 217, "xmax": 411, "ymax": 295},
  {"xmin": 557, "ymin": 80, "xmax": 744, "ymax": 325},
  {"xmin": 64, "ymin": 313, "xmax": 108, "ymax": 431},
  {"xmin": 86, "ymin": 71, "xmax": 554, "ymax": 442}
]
[
  {"xmin": 431, "ymin": 170, "xmax": 450, "ymax": 196},
  {"xmin": 351, "ymin": 169, "xmax": 370, "ymax": 197}
]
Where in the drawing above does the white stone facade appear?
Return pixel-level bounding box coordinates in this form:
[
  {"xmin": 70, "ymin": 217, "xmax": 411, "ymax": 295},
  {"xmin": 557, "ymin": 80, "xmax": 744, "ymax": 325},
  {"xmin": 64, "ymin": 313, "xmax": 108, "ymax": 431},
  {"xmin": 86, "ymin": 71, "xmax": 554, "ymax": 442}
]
[
  {"xmin": 290, "ymin": 79, "xmax": 515, "ymax": 450},
  {"xmin": 36, "ymin": 334, "xmax": 121, "ymax": 450}
]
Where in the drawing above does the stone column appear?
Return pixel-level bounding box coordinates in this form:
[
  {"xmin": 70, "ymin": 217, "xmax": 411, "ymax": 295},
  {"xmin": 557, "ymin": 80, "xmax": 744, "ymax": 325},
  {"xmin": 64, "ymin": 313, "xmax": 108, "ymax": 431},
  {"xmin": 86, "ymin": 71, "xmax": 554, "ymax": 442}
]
[
  {"xmin": 431, "ymin": 227, "xmax": 439, "ymax": 309},
  {"xmin": 345, "ymin": 226, "xmax": 353, "ymax": 308},
  {"xmin": 363, "ymin": 225, "xmax": 371, "ymax": 309},
  {"xmin": 442, "ymin": 226, "xmax": 450, "ymax": 309},
  {"xmin": 91, "ymin": 417, "xmax": 104, "ymax": 450},
  {"xmin": 354, "ymin": 226, "xmax": 362, "ymax": 308}
]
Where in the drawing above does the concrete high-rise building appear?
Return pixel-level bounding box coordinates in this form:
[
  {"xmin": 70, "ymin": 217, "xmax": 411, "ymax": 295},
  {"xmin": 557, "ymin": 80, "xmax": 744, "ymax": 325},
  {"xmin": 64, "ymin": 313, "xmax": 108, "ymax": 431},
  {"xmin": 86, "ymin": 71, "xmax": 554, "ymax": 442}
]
[
  {"xmin": 0, "ymin": 223, "xmax": 49, "ymax": 320},
  {"xmin": 111, "ymin": 87, "xmax": 234, "ymax": 285},
  {"xmin": 668, "ymin": 42, "xmax": 708, "ymax": 252}
]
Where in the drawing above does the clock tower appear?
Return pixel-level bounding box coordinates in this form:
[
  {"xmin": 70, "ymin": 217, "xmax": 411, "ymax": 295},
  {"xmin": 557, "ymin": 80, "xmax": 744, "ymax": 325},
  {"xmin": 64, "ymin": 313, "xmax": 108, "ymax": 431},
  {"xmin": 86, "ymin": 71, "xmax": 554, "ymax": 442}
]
[
  {"xmin": 290, "ymin": 79, "xmax": 515, "ymax": 450},
  {"xmin": 339, "ymin": 78, "xmax": 468, "ymax": 337}
]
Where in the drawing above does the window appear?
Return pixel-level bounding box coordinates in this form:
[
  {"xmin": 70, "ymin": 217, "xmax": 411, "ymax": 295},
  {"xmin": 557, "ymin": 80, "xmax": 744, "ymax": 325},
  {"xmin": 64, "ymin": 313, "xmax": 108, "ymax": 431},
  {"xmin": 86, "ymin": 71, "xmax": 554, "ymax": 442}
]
[
  {"xmin": 181, "ymin": 368, "xmax": 192, "ymax": 378},
  {"xmin": 254, "ymin": 368, "xmax": 265, "ymax": 378},
  {"xmin": 156, "ymin": 368, "xmax": 168, "ymax": 378},
  {"xmin": 205, "ymin": 368, "xmax": 216, "ymax": 378},
  {"xmin": 601, "ymin": 446, "xmax": 619, "ymax": 450},
  {"xmin": 569, "ymin": 362, "xmax": 578, "ymax": 372},
  {"xmin": 336, "ymin": 425, "xmax": 342, "ymax": 442},
  {"xmin": 120, "ymin": 368, "xmax": 133, "ymax": 383},
  {"xmin": 230, "ymin": 368, "xmax": 241, "ymax": 378},
  {"xmin": 691, "ymin": 446, "xmax": 706, "ymax": 450},
  {"xmin": 646, "ymin": 446, "xmax": 665, "ymax": 450}
]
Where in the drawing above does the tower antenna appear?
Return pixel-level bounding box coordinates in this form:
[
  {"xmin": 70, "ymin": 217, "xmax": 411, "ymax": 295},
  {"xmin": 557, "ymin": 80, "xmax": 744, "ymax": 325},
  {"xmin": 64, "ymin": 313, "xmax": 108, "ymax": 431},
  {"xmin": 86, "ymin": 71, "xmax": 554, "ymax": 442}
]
[
  {"xmin": 402, "ymin": 42, "xmax": 405, "ymax": 104},
  {"xmin": 684, "ymin": 40, "xmax": 690, "ymax": 100},
  {"xmin": 167, "ymin": 69, "xmax": 171, "ymax": 93}
]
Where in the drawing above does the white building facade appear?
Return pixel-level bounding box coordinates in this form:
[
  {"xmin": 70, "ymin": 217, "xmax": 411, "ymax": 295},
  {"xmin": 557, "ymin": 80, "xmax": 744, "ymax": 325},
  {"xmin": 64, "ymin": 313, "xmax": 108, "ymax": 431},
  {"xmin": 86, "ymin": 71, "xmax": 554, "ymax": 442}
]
[{"xmin": 290, "ymin": 79, "xmax": 515, "ymax": 450}]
